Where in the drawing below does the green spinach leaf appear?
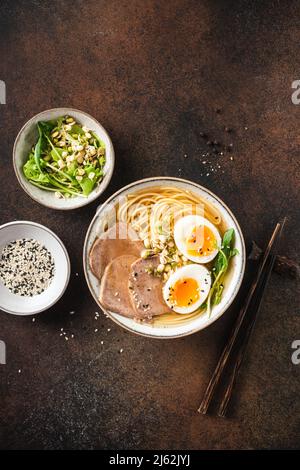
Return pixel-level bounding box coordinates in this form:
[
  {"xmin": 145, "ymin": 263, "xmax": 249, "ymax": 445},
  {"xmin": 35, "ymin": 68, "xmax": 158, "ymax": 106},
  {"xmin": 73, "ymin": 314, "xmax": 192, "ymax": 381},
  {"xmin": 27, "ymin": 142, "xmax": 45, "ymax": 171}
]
[{"xmin": 207, "ymin": 228, "xmax": 238, "ymax": 317}]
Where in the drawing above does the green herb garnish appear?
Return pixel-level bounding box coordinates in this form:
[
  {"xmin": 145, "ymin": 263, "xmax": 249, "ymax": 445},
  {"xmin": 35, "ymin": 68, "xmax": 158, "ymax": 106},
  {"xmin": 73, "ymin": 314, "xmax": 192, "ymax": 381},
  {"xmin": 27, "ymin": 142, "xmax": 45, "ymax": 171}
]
[{"xmin": 207, "ymin": 228, "xmax": 239, "ymax": 317}]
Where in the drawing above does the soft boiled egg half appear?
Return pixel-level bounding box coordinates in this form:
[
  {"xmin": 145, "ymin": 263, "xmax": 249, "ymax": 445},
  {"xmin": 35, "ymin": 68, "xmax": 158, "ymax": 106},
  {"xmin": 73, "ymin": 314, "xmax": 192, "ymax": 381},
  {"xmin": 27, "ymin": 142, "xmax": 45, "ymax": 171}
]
[
  {"xmin": 163, "ymin": 264, "xmax": 211, "ymax": 314},
  {"xmin": 174, "ymin": 215, "xmax": 221, "ymax": 264}
]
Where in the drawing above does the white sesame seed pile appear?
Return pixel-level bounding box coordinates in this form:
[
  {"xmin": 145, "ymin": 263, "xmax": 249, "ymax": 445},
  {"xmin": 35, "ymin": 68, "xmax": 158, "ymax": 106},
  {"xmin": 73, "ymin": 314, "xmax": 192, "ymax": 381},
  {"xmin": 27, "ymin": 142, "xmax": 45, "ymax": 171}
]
[{"xmin": 0, "ymin": 238, "xmax": 55, "ymax": 296}]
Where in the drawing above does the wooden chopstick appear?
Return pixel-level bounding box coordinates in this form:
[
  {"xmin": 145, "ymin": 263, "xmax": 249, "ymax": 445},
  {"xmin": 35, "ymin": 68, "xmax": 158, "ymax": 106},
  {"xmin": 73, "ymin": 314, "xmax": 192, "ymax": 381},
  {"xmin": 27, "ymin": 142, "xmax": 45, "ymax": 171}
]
[
  {"xmin": 217, "ymin": 244, "xmax": 280, "ymax": 417},
  {"xmin": 218, "ymin": 218, "xmax": 286, "ymax": 416},
  {"xmin": 198, "ymin": 221, "xmax": 285, "ymax": 415}
]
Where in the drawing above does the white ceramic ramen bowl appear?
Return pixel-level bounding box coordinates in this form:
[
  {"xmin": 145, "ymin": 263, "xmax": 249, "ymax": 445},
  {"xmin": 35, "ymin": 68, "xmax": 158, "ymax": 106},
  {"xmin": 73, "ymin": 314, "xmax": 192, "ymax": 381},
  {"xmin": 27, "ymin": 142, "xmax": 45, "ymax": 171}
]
[
  {"xmin": 13, "ymin": 108, "xmax": 115, "ymax": 210},
  {"xmin": 0, "ymin": 221, "xmax": 70, "ymax": 315},
  {"xmin": 83, "ymin": 177, "xmax": 246, "ymax": 338}
]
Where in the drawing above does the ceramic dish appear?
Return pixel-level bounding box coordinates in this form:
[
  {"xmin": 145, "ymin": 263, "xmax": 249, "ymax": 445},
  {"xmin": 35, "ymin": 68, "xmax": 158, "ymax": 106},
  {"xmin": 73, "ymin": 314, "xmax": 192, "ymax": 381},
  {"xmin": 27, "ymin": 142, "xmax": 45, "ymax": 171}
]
[
  {"xmin": 13, "ymin": 108, "xmax": 115, "ymax": 210},
  {"xmin": 0, "ymin": 221, "xmax": 70, "ymax": 315},
  {"xmin": 83, "ymin": 177, "xmax": 246, "ymax": 339}
]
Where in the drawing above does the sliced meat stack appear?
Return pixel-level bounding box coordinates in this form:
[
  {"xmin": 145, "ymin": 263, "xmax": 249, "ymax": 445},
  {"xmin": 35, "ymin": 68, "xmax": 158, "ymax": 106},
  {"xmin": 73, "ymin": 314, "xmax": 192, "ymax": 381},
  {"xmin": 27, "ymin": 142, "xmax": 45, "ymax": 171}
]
[{"xmin": 89, "ymin": 223, "xmax": 171, "ymax": 321}]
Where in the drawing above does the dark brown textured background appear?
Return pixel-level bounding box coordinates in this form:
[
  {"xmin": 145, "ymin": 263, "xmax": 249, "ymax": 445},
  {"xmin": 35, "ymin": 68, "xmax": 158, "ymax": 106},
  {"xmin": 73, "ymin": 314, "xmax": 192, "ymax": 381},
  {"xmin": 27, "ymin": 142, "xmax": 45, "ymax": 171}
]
[{"xmin": 0, "ymin": 0, "xmax": 299, "ymax": 450}]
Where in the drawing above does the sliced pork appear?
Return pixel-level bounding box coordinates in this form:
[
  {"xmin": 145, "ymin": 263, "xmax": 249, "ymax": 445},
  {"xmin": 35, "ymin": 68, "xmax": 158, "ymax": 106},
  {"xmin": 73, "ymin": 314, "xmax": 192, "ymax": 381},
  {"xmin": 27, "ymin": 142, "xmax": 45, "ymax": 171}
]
[
  {"xmin": 129, "ymin": 256, "xmax": 172, "ymax": 319},
  {"xmin": 89, "ymin": 222, "xmax": 143, "ymax": 279},
  {"xmin": 99, "ymin": 255, "xmax": 138, "ymax": 318}
]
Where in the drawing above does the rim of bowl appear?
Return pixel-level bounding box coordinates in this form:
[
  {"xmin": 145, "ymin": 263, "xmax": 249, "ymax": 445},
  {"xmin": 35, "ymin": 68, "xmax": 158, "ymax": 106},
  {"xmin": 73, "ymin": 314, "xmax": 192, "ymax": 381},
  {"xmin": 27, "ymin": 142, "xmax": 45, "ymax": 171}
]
[
  {"xmin": 13, "ymin": 107, "xmax": 115, "ymax": 210},
  {"xmin": 0, "ymin": 220, "xmax": 71, "ymax": 315},
  {"xmin": 83, "ymin": 177, "xmax": 246, "ymax": 339}
]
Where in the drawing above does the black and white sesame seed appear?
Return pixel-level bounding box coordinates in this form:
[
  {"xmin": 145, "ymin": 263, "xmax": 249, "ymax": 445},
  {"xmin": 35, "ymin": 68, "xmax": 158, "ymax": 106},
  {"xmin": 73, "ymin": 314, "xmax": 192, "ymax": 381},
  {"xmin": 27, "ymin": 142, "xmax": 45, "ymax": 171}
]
[{"xmin": 0, "ymin": 238, "xmax": 55, "ymax": 297}]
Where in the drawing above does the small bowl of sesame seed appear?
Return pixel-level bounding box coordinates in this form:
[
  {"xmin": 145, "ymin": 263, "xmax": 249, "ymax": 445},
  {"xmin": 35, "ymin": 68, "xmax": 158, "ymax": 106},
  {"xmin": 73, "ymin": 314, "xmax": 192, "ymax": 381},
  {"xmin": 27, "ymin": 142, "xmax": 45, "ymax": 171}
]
[{"xmin": 0, "ymin": 221, "xmax": 70, "ymax": 315}]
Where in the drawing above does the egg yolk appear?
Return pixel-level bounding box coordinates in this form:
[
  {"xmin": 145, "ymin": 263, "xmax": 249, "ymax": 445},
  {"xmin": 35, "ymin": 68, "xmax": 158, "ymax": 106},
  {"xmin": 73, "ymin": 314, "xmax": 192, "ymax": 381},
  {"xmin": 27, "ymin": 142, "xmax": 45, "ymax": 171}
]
[
  {"xmin": 186, "ymin": 225, "xmax": 216, "ymax": 257},
  {"xmin": 169, "ymin": 277, "xmax": 200, "ymax": 307}
]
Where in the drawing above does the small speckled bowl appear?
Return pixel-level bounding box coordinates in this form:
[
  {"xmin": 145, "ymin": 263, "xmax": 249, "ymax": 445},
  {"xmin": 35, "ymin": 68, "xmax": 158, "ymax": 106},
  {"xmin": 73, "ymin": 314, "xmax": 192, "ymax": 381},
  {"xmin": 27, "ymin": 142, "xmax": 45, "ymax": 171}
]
[
  {"xmin": 0, "ymin": 221, "xmax": 70, "ymax": 316},
  {"xmin": 13, "ymin": 108, "xmax": 115, "ymax": 210}
]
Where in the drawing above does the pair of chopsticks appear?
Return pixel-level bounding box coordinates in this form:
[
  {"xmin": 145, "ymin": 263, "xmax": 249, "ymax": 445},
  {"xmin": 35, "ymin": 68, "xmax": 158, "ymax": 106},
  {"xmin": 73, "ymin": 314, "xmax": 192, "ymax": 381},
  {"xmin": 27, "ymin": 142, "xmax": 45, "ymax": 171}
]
[{"xmin": 198, "ymin": 218, "xmax": 286, "ymax": 417}]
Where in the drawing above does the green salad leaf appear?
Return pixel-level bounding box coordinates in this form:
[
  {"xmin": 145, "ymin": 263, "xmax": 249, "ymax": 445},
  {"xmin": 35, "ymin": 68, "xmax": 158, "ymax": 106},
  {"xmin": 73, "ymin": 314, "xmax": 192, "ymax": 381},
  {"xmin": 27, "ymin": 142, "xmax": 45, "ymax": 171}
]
[
  {"xmin": 207, "ymin": 228, "xmax": 238, "ymax": 317},
  {"xmin": 24, "ymin": 154, "xmax": 50, "ymax": 184},
  {"xmin": 22, "ymin": 116, "xmax": 106, "ymax": 198},
  {"xmin": 70, "ymin": 124, "xmax": 85, "ymax": 135},
  {"xmin": 33, "ymin": 123, "xmax": 44, "ymax": 171}
]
